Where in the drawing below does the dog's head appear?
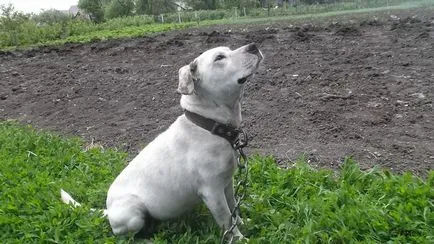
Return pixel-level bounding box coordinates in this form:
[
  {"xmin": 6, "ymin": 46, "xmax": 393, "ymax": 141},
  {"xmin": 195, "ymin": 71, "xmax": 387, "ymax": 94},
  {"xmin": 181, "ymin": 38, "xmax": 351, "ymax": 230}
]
[{"xmin": 178, "ymin": 43, "xmax": 263, "ymax": 101}]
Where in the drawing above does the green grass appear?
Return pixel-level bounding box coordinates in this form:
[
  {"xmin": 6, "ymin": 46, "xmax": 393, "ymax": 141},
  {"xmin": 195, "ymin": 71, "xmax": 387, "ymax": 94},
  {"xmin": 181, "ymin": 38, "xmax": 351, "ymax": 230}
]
[
  {"xmin": 0, "ymin": 22, "xmax": 196, "ymax": 51},
  {"xmin": 48, "ymin": 23, "xmax": 196, "ymax": 46},
  {"xmin": 1, "ymin": 121, "xmax": 433, "ymax": 243}
]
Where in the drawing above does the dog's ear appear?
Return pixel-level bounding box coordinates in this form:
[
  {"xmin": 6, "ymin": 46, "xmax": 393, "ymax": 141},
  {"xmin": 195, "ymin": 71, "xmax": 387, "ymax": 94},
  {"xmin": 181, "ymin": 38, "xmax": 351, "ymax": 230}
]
[{"xmin": 177, "ymin": 61, "xmax": 197, "ymax": 95}]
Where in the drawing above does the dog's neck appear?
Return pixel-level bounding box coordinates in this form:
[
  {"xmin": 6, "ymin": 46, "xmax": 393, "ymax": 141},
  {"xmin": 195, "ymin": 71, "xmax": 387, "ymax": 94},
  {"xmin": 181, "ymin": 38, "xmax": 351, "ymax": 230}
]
[{"xmin": 180, "ymin": 94, "xmax": 242, "ymax": 128}]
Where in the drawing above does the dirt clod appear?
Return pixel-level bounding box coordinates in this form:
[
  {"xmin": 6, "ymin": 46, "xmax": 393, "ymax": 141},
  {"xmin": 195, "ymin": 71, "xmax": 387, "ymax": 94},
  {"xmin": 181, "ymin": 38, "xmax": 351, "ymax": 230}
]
[{"xmin": 335, "ymin": 26, "xmax": 361, "ymax": 36}]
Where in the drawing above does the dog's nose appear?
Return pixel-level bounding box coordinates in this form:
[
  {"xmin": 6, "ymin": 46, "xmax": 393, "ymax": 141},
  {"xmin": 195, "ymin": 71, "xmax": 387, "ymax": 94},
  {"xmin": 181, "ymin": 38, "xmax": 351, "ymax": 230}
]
[{"xmin": 246, "ymin": 43, "xmax": 259, "ymax": 55}]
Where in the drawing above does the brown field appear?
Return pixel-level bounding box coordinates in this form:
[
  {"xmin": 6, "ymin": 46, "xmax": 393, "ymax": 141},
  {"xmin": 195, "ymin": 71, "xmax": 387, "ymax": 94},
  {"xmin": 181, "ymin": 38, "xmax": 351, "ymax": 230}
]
[{"xmin": 1, "ymin": 8, "xmax": 433, "ymax": 174}]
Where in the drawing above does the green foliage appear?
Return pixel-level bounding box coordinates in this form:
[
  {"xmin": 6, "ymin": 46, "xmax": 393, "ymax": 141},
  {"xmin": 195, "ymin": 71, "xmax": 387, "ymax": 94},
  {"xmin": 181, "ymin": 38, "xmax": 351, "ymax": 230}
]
[
  {"xmin": 187, "ymin": 0, "xmax": 219, "ymax": 10},
  {"xmin": 32, "ymin": 9, "xmax": 72, "ymax": 25},
  {"xmin": 102, "ymin": 15, "xmax": 155, "ymax": 29},
  {"xmin": 78, "ymin": 0, "xmax": 105, "ymax": 22},
  {"xmin": 135, "ymin": 0, "xmax": 175, "ymax": 15},
  {"xmin": 56, "ymin": 22, "xmax": 194, "ymax": 44},
  {"xmin": 136, "ymin": 0, "xmax": 149, "ymax": 14},
  {"xmin": 0, "ymin": 122, "xmax": 433, "ymax": 242},
  {"xmin": 0, "ymin": 4, "xmax": 31, "ymax": 46},
  {"xmin": 105, "ymin": 0, "xmax": 135, "ymax": 19}
]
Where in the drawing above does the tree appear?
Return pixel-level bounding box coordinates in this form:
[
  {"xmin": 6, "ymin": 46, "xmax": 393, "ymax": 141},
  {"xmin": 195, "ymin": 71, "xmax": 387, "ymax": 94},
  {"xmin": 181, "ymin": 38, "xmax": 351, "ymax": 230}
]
[
  {"xmin": 0, "ymin": 4, "xmax": 30, "ymax": 30},
  {"xmin": 135, "ymin": 0, "xmax": 176, "ymax": 15},
  {"xmin": 78, "ymin": 0, "xmax": 105, "ymax": 22},
  {"xmin": 186, "ymin": 0, "xmax": 219, "ymax": 10},
  {"xmin": 33, "ymin": 9, "xmax": 71, "ymax": 25},
  {"xmin": 105, "ymin": 0, "xmax": 135, "ymax": 19},
  {"xmin": 0, "ymin": 4, "xmax": 31, "ymax": 46},
  {"xmin": 135, "ymin": 0, "xmax": 149, "ymax": 15}
]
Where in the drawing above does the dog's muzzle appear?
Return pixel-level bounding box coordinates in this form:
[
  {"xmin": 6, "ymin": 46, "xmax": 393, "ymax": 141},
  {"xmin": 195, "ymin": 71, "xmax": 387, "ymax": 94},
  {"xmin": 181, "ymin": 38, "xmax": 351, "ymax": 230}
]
[{"xmin": 237, "ymin": 43, "xmax": 262, "ymax": 85}]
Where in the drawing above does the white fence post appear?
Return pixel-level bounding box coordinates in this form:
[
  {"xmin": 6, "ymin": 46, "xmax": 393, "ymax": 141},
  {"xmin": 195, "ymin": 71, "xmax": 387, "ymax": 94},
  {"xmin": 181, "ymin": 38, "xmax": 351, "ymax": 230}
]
[
  {"xmin": 194, "ymin": 11, "xmax": 200, "ymax": 23},
  {"xmin": 178, "ymin": 12, "xmax": 181, "ymax": 23},
  {"xmin": 160, "ymin": 14, "xmax": 164, "ymax": 23}
]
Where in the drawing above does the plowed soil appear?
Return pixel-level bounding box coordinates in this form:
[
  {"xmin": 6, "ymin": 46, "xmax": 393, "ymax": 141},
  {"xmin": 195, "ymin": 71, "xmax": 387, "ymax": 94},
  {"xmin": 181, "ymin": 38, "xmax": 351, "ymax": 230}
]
[{"xmin": 1, "ymin": 9, "xmax": 433, "ymax": 174}]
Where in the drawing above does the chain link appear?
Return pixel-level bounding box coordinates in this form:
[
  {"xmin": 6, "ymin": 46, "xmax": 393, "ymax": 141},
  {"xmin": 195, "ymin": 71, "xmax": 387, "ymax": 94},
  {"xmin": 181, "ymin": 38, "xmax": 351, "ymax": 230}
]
[{"xmin": 221, "ymin": 130, "xmax": 249, "ymax": 244}]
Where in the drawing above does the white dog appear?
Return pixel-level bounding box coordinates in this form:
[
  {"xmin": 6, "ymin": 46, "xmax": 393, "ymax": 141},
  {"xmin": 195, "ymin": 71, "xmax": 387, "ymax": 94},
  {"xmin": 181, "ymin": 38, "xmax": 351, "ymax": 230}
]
[{"xmin": 61, "ymin": 43, "xmax": 263, "ymax": 240}]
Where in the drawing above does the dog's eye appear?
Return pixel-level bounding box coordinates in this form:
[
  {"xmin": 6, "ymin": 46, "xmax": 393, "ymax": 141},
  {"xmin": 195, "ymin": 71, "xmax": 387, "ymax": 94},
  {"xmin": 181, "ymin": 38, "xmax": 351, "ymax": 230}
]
[{"xmin": 214, "ymin": 55, "xmax": 226, "ymax": 62}]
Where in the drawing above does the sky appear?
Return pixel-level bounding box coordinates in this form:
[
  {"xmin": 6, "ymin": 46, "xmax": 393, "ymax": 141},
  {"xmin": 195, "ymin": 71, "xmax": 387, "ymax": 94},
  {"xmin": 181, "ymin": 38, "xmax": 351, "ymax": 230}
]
[{"xmin": 0, "ymin": 0, "xmax": 78, "ymax": 13}]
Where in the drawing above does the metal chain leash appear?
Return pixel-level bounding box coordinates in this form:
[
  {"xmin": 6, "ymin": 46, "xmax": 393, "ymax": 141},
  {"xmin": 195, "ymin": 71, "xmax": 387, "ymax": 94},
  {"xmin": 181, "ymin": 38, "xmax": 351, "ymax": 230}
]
[{"xmin": 221, "ymin": 129, "xmax": 250, "ymax": 244}]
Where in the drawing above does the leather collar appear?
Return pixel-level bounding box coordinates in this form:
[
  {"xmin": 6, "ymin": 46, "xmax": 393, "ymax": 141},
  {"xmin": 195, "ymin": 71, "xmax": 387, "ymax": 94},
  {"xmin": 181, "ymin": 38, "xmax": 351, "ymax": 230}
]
[{"xmin": 184, "ymin": 110, "xmax": 240, "ymax": 146}]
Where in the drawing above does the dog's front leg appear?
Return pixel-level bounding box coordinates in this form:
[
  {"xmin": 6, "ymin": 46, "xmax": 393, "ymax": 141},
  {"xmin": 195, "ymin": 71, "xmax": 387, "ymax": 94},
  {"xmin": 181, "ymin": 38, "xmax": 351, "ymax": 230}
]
[{"xmin": 200, "ymin": 186, "xmax": 244, "ymax": 239}]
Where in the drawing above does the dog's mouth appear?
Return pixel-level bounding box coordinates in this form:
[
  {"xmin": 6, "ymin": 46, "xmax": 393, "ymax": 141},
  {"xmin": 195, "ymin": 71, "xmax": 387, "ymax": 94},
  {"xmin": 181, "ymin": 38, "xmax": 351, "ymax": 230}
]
[
  {"xmin": 237, "ymin": 74, "xmax": 253, "ymax": 84},
  {"xmin": 238, "ymin": 56, "xmax": 262, "ymax": 84}
]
